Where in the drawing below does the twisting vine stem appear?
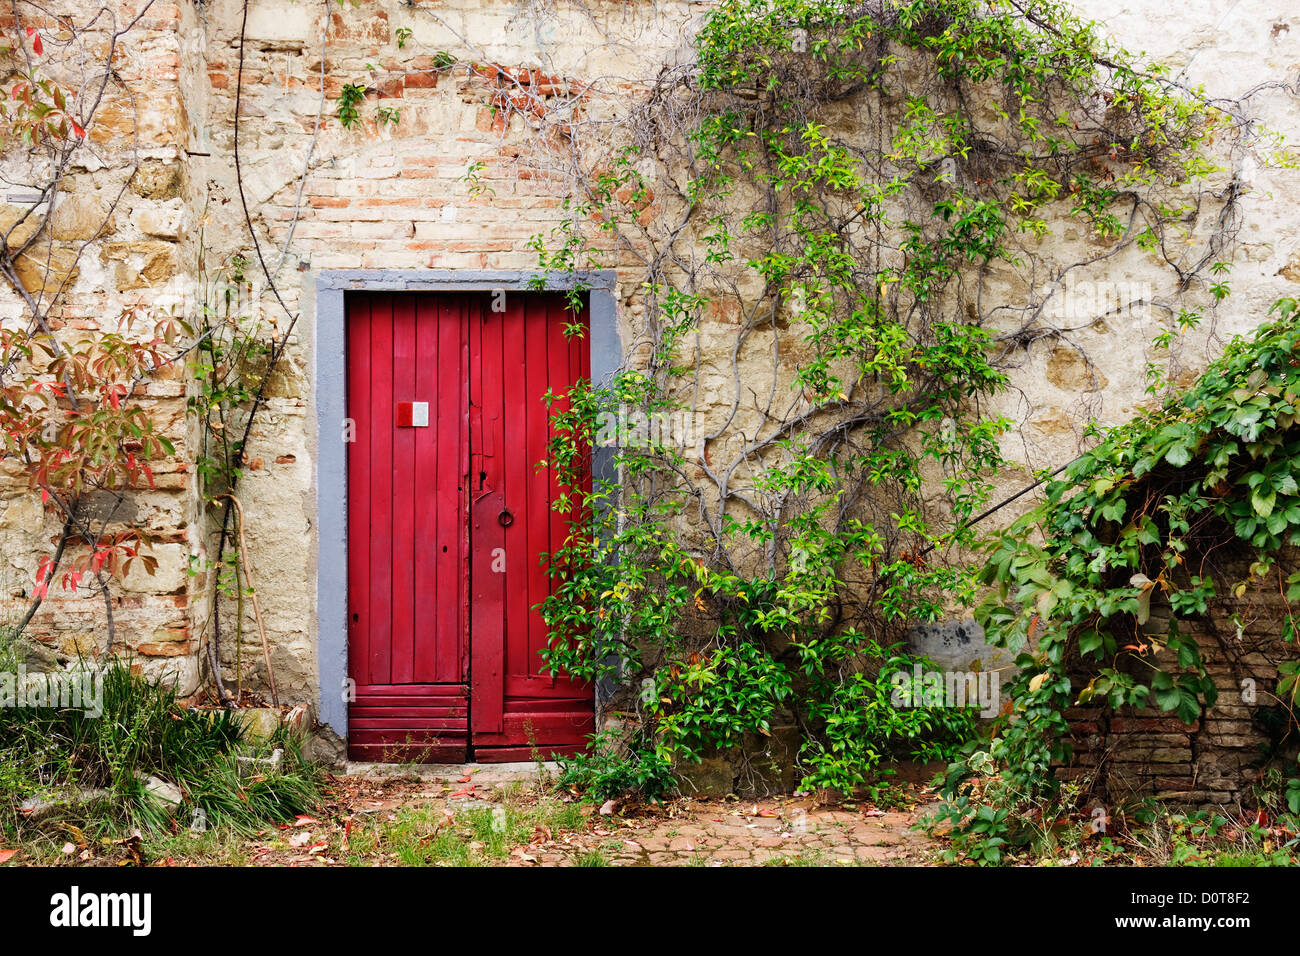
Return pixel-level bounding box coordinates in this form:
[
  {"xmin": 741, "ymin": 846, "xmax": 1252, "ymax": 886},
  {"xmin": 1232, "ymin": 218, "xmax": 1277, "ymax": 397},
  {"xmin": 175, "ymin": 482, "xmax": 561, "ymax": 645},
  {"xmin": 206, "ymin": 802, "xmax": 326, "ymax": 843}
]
[{"xmin": 514, "ymin": 0, "xmax": 1280, "ymax": 795}]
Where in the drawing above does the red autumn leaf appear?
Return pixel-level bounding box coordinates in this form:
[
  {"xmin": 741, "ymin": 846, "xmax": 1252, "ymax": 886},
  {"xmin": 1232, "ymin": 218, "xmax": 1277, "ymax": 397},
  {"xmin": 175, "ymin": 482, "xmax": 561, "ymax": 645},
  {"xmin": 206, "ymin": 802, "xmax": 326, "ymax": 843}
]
[
  {"xmin": 293, "ymin": 815, "xmax": 321, "ymax": 827},
  {"xmin": 457, "ymin": 774, "xmax": 472, "ymax": 783},
  {"xmin": 70, "ymin": 119, "xmax": 84, "ymax": 138},
  {"xmin": 28, "ymin": 31, "xmax": 42, "ymax": 55},
  {"xmin": 0, "ymin": 849, "xmax": 16, "ymax": 864}
]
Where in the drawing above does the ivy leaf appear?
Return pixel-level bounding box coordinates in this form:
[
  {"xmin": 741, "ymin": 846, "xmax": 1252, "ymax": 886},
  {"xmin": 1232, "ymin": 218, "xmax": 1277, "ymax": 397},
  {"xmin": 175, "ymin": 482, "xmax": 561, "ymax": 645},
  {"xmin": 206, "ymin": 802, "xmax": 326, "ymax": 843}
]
[
  {"xmin": 1252, "ymin": 487, "xmax": 1277, "ymax": 518},
  {"xmin": 1153, "ymin": 682, "xmax": 1180, "ymax": 712},
  {"xmin": 1098, "ymin": 498, "xmax": 1127, "ymax": 523},
  {"xmin": 1130, "ymin": 573, "xmax": 1154, "ymax": 626},
  {"xmin": 1134, "ymin": 588, "xmax": 1152, "ymax": 626}
]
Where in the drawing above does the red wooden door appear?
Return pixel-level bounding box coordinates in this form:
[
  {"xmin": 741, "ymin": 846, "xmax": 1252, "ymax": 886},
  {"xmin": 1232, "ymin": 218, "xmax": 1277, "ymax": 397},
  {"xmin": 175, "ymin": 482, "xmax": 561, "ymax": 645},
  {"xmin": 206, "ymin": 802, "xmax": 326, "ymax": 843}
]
[{"xmin": 346, "ymin": 291, "xmax": 593, "ymax": 762}]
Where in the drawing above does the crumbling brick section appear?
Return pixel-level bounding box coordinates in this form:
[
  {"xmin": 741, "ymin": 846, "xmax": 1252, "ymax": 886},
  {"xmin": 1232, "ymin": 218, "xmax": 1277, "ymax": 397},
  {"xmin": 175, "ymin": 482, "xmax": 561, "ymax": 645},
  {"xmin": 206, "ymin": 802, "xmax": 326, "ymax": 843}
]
[{"xmin": 1061, "ymin": 553, "xmax": 1298, "ymax": 807}]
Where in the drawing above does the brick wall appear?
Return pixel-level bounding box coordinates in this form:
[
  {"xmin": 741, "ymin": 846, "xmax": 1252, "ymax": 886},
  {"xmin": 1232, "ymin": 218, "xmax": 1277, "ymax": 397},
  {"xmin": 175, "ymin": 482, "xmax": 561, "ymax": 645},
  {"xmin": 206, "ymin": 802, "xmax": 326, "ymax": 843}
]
[{"xmin": 1063, "ymin": 555, "xmax": 1299, "ymax": 806}]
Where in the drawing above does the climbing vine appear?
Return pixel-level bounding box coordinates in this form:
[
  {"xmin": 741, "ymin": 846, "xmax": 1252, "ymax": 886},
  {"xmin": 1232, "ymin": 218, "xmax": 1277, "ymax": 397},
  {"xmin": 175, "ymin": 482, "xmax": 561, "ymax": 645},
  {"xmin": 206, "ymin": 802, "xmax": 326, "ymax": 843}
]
[{"xmin": 519, "ymin": 0, "xmax": 1275, "ymax": 795}]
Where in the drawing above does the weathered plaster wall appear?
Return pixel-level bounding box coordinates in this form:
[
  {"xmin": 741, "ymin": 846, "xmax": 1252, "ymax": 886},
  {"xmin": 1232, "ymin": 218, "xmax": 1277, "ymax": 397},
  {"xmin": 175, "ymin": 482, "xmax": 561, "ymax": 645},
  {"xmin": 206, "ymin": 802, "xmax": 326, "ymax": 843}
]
[
  {"xmin": 2, "ymin": 1, "xmax": 1298, "ymax": 771},
  {"xmin": 0, "ymin": 0, "xmax": 206, "ymax": 690}
]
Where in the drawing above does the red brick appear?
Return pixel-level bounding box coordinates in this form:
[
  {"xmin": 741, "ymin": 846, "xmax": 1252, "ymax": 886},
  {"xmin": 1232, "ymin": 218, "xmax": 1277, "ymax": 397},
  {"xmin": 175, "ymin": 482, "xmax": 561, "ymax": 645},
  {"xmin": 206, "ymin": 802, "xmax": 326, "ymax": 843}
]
[
  {"xmin": 404, "ymin": 70, "xmax": 439, "ymax": 90},
  {"xmin": 476, "ymin": 108, "xmax": 505, "ymax": 134},
  {"xmin": 136, "ymin": 641, "xmax": 191, "ymax": 657}
]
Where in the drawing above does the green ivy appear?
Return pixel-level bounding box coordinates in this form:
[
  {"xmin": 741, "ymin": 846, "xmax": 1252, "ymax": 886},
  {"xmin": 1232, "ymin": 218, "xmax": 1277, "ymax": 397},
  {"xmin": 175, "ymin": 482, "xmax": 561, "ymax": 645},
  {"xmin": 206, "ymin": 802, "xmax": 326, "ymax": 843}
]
[
  {"xmin": 956, "ymin": 297, "xmax": 1300, "ymax": 834},
  {"xmin": 529, "ymin": 0, "xmax": 1238, "ymax": 799}
]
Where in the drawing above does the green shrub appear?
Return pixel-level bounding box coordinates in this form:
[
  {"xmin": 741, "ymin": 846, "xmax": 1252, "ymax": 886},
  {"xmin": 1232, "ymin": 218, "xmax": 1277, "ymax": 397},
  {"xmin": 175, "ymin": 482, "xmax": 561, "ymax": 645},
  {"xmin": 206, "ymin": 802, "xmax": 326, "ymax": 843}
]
[
  {"xmin": 557, "ymin": 730, "xmax": 676, "ymax": 801},
  {"xmin": 0, "ymin": 657, "xmax": 322, "ymax": 835},
  {"xmin": 798, "ymin": 644, "xmax": 982, "ymax": 797}
]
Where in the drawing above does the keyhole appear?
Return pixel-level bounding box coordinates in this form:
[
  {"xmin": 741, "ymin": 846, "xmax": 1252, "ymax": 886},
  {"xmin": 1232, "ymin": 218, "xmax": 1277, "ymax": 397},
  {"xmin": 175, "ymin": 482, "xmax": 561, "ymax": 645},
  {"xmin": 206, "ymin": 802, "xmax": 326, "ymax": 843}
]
[
  {"xmin": 351, "ymin": 613, "xmax": 358, "ymax": 623},
  {"xmin": 479, "ymin": 470, "xmax": 487, "ymax": 489},
  {"xmin": 442, "ymin": 545, "xmax": 448, "ymax": 552}
]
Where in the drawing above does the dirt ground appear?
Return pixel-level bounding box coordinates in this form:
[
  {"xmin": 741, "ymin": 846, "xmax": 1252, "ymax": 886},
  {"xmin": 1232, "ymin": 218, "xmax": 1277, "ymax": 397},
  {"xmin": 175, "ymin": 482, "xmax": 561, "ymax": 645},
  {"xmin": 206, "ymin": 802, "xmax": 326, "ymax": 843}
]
[{"xmin": 240, "ymin": 768, "xmax": 940, "ymax": 867}]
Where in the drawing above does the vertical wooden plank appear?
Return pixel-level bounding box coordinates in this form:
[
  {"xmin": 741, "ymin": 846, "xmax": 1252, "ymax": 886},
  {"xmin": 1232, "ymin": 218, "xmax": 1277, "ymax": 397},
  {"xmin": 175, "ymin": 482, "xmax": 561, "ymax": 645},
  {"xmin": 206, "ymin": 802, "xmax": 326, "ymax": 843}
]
[
  {"xmin": 501, "ymin": 294, "xmax": 528, "ymax": 685},
  {"xmin": 466, "ymin": 296, "xmax": 482, "ymax": 690},
  {"xmin": 470, "ymin": 293, "xmax": 506, "ymax": 733},
  {"xmin": 435, "ymin": 294, "xmax": 462, "ymax": 682},
  {"xmin": 459, "ymin": 299, "xmax": 471, "ymax": 684},
  {"xmin": 390, "ymin": 295, "xmax": 417, "ymax": 684},
  {"xmin": 524, "ymin": 295, "xmax": 552, "ymax": 678},
  {"xmin": 346, "ymin": 296, "xmax": 372, "ymax": 692},
  {"xmin": 368, "ymin": 294, "xmax": 394, "ymax": 686},
  {"xmin": 412, "ymin": 294, "xmax": 440, "ymax": 683}
]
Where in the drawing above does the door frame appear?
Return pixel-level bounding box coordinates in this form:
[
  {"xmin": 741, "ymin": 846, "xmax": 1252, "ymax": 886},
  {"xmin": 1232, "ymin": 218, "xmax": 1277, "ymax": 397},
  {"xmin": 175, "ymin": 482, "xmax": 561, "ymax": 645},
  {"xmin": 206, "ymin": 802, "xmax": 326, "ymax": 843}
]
[{"xmin": 313, "ymin": 270, "xmax": 621, "ymax": 745}]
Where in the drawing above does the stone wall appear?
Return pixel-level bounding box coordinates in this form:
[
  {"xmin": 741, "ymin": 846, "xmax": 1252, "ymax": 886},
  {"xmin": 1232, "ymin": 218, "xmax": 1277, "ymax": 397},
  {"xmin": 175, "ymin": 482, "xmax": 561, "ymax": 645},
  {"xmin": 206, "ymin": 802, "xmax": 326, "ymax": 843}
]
[
  {"xmin": 0, "ymin": 0, "xmax": 205, "ymax": 690},
  {"xmin": 0, "ymin": 0, "xmax": 1298, "ymax": 789}
]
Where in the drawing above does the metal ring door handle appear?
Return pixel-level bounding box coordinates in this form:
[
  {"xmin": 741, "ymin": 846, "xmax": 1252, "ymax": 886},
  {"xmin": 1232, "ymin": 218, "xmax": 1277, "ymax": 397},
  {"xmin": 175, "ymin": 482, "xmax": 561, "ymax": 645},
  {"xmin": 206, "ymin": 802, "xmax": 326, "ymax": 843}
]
[{"xmin": 498, "ymin": 508, "xmax": 514, "ymax": 527}]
